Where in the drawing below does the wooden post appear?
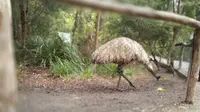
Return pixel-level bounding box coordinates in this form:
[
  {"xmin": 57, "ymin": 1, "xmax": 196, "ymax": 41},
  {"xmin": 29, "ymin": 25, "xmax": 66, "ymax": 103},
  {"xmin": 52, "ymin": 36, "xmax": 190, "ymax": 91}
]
[
  {"xmin": 185, "ymin": 29, "xmax": 200, "ymax": 104},
  {"xmin": 0, "ymin": 0, "xmax": 18, "ymax": 111}
]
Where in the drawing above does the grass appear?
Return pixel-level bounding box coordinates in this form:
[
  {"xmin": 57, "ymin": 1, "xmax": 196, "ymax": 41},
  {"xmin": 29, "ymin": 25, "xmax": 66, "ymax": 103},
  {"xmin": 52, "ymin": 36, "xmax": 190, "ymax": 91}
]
[
  {"xmin": 96, "ymin": 64, "xmax": 118, "ymax": 77},
  {"xmin": 15, "ymin": 36, "xmax": 84, "ymax": 67},
  {"xmin": 50, "ymin": 57, "xmax": 85, "ymax": 77},
  {"xmin": 50, "ymin": 62, "xmax": 148, "ymax": 79},
  {"xmin": 95, "ymin": 63, "xmax": 148, "ymax": 78}
]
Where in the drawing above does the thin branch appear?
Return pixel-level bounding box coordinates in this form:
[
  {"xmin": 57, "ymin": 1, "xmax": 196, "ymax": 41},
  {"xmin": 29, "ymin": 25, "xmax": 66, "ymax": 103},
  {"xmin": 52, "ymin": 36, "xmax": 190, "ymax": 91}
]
[{"xmin": 57, "ymin": 0, "xmax": 200, "ymax": 28}]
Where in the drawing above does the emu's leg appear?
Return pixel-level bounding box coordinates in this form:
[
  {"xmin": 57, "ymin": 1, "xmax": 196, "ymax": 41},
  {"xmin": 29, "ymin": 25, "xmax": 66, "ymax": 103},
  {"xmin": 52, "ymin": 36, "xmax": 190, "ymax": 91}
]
[
  {"xmin": 117, "ymin": 65, "xmax": 136, "ymax": 89},
  {"xmin": 198, "ymin": 71, "xmax": 200, "ymax": 82},
  {"xmin": 117, "ymin": 73, "xmax": 122, "ymax": 89},
  {"xmin": 121, "ymin": 73, "xmax": 136, "ymax": 89},
  {"xmin": 116, "ymin": 65, "xmax": 122, "ymax": 89}
]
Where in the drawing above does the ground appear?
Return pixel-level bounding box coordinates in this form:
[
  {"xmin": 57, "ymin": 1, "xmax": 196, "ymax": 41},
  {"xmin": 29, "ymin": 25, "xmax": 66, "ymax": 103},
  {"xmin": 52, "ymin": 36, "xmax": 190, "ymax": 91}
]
[{"xmin": 17, "ymin": 67, "xmax": 199, "ymax": 112}]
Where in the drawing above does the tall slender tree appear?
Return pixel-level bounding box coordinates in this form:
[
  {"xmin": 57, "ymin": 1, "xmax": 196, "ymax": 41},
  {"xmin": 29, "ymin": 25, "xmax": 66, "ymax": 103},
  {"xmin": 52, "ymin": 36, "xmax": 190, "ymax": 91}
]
[
  {"xmin": 95, "ymin": 11, "xmax": 101, "ymax": 50},
  {"xmin": 167, "ymin": 0, "xmax": 181, "ymax": 68},
  {"xmin": 19, "ymin": 0, "xmax": 28, "ymax": 48}
]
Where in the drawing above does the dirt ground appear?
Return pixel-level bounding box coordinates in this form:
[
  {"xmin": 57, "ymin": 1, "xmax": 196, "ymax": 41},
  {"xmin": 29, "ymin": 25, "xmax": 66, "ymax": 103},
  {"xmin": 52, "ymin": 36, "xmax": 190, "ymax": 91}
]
[{"xmin": 17, "ymin": 67, "xmax": 196, "ymax": 112}]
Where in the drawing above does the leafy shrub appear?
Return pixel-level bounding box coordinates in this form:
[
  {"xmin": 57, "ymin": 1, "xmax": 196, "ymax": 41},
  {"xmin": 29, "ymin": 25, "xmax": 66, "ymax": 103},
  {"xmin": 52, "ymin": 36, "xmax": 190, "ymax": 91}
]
[
  {"xmin": 95, "ymin": 63, "xmax": 150, "ymax": 77},
  {"xmin": 80, "ymin": 65, "xmax": 93, "ymax": 78},
  {"xmin": 15, "ymin": 36, "xmax": 84, "ymax": 67},
  {"xmin": 50, "ymin": 57, "xmax": 94, "ymax": 77},
  {"xmin": 50, "ymin": 57, "xmax": 85, "ymax": 77},
  {"xmin": 96, "ymin": 64, "xmax": 118, "ymax": 77}
]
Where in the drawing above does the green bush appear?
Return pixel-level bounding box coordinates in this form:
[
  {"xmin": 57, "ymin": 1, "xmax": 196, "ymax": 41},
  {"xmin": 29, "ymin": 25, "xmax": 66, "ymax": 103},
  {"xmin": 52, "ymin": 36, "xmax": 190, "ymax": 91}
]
[
  {"xmin": 15, "ymin": 36, "xmax": 84, "ymax": 67},
  {"xmin": 80, "ymin": 65, "xmax": 93, "ymax": 78},
  {"xmin": 50, "ymin": 57, "xmax": 94, "ymax": 77},
  {"xmin": 96, "ymin": 64, "xmax": 118, "ymax": 77},
  {"xmin": 95, "ymin": 63, "xmax": 149, "ymax": 77},
  {"xmin": 50, "ymin": 57, "xmax": 85, "ymax": 77}
]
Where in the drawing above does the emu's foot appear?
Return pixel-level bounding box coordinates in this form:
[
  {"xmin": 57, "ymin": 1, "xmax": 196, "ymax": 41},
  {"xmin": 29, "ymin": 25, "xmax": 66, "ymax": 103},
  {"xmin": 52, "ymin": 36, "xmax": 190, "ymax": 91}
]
[
  {"xmin": 116, "ymin": 88, "xmax": 123, "ymax": 91},
  {"xmin": 131, "ymin": 87, "xmax": 137, "ymax": 91},
  {"xmin": 156, "ymin": 76, "xmax": 161, "ymax": 81},
  {"xmin": 128, "ymin": 83, "xmax": 137, "ymax": 90},
  {"xmin": 116, "ymin": 87, "xmax": 137, "ymax": 91}
]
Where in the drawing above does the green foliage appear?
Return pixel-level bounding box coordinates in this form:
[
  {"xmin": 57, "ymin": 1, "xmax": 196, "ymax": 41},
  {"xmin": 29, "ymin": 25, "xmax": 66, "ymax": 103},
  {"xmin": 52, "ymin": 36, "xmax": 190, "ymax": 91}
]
[
  {"xmin": 72, "ymin": 10, "xmax": 97, "ymax": 43},
  {"xmin": 50, "ymin": 57, "xmax": 85, "ymax": 77},
  {"xmin": 80, "ymin": 65, "xmax": 93, "ymax": 78},
  {"xmin": 95, "ymin": 64, "xmax": 147, "ymax": 77},
  {"xmin": 182, "ymin": 1, "xmax": 200, "ymax": 18},
  {"xmin": 96, "ymin": 64, "xmax": 118, "ymax": 77},
  {"xmin": 106, "ymin": 15, "xmax": 173, "ymax": 57},
  {"xmin": 13, "ymin": 0, "xmax": 198, "ymax": 78},
  {"xmin": 124, "ymin": 69, "xmax": 133, "ymax": 76},
  {"xmin": 15, "ymin": 36, "xmax": 84, "ymax": 67},
  {"xmin": 50, "ymin": 58, "xmax": 93, "ymax": 78}
]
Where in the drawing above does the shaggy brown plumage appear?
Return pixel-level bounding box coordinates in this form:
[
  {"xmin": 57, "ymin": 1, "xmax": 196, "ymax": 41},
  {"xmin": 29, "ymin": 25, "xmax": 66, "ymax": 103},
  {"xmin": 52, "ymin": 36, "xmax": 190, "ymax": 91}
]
[
  {"xmin": 93, "ymin": 37, "xmax": 153, "ymax": 69},
  {"xmin": 92, "ymin": 37, "xmax": 160, "ymax": 89}
]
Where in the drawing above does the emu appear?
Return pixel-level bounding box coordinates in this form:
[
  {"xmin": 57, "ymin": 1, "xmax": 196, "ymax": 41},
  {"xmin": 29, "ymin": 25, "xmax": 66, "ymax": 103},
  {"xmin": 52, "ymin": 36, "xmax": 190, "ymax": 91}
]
[{"xmin": 92, "ymin": 37, "xmax": 160, "ymax": 89}]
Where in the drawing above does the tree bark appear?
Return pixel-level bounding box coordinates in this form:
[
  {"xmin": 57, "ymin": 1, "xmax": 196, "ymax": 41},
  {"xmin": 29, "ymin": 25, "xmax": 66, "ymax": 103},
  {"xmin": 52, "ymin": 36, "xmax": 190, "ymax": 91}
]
[
  {"xmin": 185, "ymin": 29, "xmax": 200, "ymax": 104},
  {"xmin": 72, "ymin": 10, "xmax": 79, "ymax": 37},
  {"xmin": 0, "ymin": 0, "xmax": 18, "ymax": 111},
  {"xmin": 13, "ymin": 19, "xmax": 17, "ymax": 40},
  {"xmin": 177, "ymin": 0, "xmax": 181, "ymax": 14},
  {"xmin": 92, "ymin": 11, "xmax": 101, "ymax": 74},
  {"xmin": 167, "ymin": 26, "xmax": 179, "ymax": 65},
  {"xmin": 19, "ymin": 0, "xmax": 28, "ymax": 48},
  {"xmin": 178, "ymin": 46, "xmax": 184, "ymax": 69},
  {"xmin": 167, "ymin": 0, "xmax": 181, "ymax": 68},
  {"xmin": 57, "ymin": 0, "xmax": 200, "ymax": 28},
  {"xmin": 172, "ymin": 0, "xmax": 175, "ymax": 13}
]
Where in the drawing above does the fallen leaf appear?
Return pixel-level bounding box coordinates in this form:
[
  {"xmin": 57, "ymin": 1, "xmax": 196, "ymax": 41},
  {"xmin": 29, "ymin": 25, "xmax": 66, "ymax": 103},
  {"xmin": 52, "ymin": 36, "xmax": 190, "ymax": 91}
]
[
  {"xmin": 157, "ymin": 87, "xmax": 165, "ymax": 92},
  {"xmin": 160, "ymin": 76, "xmax": 168, "ymax": 80}
]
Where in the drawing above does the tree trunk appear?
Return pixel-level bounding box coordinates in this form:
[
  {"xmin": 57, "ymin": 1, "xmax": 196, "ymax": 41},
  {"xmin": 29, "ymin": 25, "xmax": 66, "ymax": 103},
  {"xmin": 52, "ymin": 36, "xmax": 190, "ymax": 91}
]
[
  {"xmin": 72, "ymin": 10, "xmax": 79, "ymax": 37},
  {"xmin": 167, "ymin": 26, "xmax": 179, "ymax": 64},
  {"xmin": 0, "ymin": 0, "xmax": 18, "ymax": 111},
  {"xmin": 102, "ymin": 13, "xmax": 108, "ymax": 40},
  {"xmin": 19, "ymin": 0, "xmax": 28, "ymax": 48},
  {"xmin": 185, "ymin": 29, "xmax": 200, "ymax": 104},
  {"xmin": 95, "ymin": 11, "xmax": 100, "ymax": 50},
  {"xmin": 172, "ymin": 0, "xmax": 175, "ymax": 13},
  {"xmin": 92, "ymin": 11, "xmax": 101, "ymax": 74},
  {"xmin": 177, "ymin": 0, "xmax": 181, "ymax": 14},
  {"xmin": 178, "ymin": 46, "xmax": 184, "ymax": 69},
  {"xmin": 13, "ymin": 19, "xmax": 17, "ymax": 40},
  {"xmin": 167, "ymin": 0, "xmax": 181, "ymax": 65}
]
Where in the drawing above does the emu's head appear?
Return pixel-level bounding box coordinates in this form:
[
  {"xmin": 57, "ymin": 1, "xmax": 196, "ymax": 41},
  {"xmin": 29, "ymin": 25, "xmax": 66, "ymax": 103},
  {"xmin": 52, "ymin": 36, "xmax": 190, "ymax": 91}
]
[{"xmin": 146, "ymin": 58, "xmax": 160, "ymax": 81}]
